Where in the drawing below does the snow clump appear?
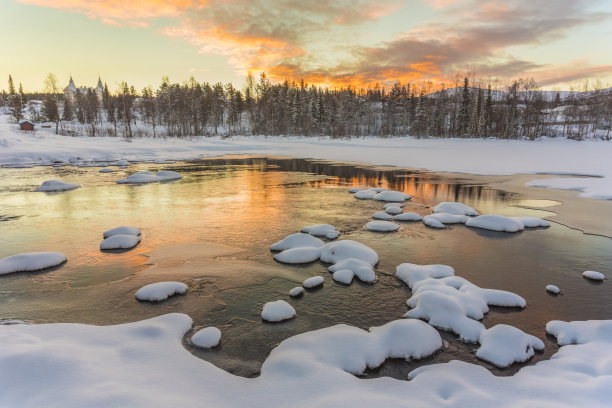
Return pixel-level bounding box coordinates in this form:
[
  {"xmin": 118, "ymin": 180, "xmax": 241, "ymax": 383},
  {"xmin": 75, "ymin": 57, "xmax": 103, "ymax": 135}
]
[
  {"xmin": 385, "ymin": 206, "xmax": 403, "ymax": 215},
  {"xmin": 116, "ymin": 171, "xmax": 160, "ymax": 184},
  {"xmin": 191, "ymin": 327, "xmax": 221, "ymax": 348},
  {"xmin": 348, "ymin": 187, "xmax": 364, "ymax": 193},
  {"xmin": 372, "ymin": 212, "xmax": 393, "ymax": 220},
  {"xmin": 270, "ymin": 233, "xmax": 324, "ymax": 251},
  {"xmin": 320, "ymin": 240, "xmax": 379, "ymax": 266},
  {"xmin": 156, "ymin": 170, "xmax": 183, "ymax": 181},
  {"xmin": 332, "ymin": 269, "xmax": 355, "ymax": 284},
  {"xmin": 289, "ymin": 287, "xmax": 304, "ymax": 297},
  {"xmin": 262, "ymin": 300, "xmax": 296, "ymax": 322},
  {"xmin": 103, "ymin": 226, "xmax": 141, "ymax": 239},
  {"xmin": 383, "ymin": 202, "xmax": 405, "ymax": 209},
  {"xmin": 476, "ymin": 324, "xmax": 544, "ymax": 368},
  {"xmin": 425, "ymin": 213, "xmax": 468, "ymax": 224},
  {"xmin": 583, "ymin": 271, "xmax": 605, "ymax": 281},
  {"xmin": 422, "ymin": 216, "xmax": 446, "ymax": 229},
  {"xmin": 394, "ymin": 212, "xmax": 423, "ymax": 221},
  {"xmin": 396, "ymin": 263, "xmax": 455, "ymax": 289},
  {"xmin": 365, "ymin": 220, "xmax": 400, "ymax": 232},
  {"xmin": 135, "ymin": 282, "xmax": 188, "ymax": 302},
  {"xmin": 373, "ymin": 190, "xmax": 411, "ymax": 202},
  {"xmin": 35, "ymin": 180, "xmax": 81, "ymax": 192},
  {"xmin": 433, "ymin": 202, "xmax": 478, "ymax": 216},
  {"xmin": 98, "ymin": 168, "xmax": 114, "ymax": 173},
  {"xmin": 329, "ymin": 259, "xmax": 376, "ymax": 283},
  {"xmin": 273, "ymin": 247, "xmax": 321, "ymax": 264},
  {"xmin": 100, "ymin": 234, "xmax": 141, "ymax": 250},
  {"xmin": 303, "ymin": 276, "xmax": 324, "ymax": 289},
  {"xmin": 354, "ymin": 189, "xmax": 378, "ymax": 199},
  {"xmin": 300, "ymin": 224, "xmax": 340, "ymax": 239},
  {"xmin": 512, "ymin": 216, "xmax": 550, "ymax": 228},
  {"xmin": 546, "ymin": 285, "xmax": 561, "ymax": 294},
  {"xmin": 466, "ymin": 215, "xmax": 525, "ymax": 232},
  {"xmin": 0, "ymin": 252, "xmax": 67, "ymax": 275},
  {"xmin": 546, "ymin": 320, "xmax": 612, "ymax": 345}
]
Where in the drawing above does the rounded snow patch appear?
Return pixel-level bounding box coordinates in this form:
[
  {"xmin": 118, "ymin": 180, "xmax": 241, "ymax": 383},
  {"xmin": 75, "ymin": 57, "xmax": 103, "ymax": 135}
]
[
  {"xmin": 372, "ymin": 212, "xmax": 393, "ymax": 220},
  {"xmin": 426, "ymin": 213, "xmax": 468, "ymax": 224},
  {"xmin": 476, "ymin": 324, "xmax": 544, "ymax": 368},
  {"xmin": 191, "ymin": 327, "xmax": 221, "ymax": 348},
  {"xmin": 348, "ymin": 187, "xmax": 364, "ymax": 193},
  {"xmin": 373, "ymin": 190, "xmax": 411, "ymax": 202},
  {"xmin": 320, "ymin": 240, "xmax": 379, "ymax": 266},
  {"xmin": 135, "ymin": 281, "xmax": 188, "ymax": 302},
  {"xmin": 512, "ymin": 216, "xmax": 550, "ymax": 228},
  {"xmin": 98, "ymin": 168, "xmax": 114, "ymax": 173},
  {"xmin": 156, "ymin": 170, "xmax": 182, "ymax": 181},
  {"xmin": 354, "ymin": 189, "xmax": 378, "ymax": 200},
  {"xmin": 465, "ymin": 215, "xmax": 524, "ymax": 233},
  {"xmin": 100, "ymin": 234, "xmax": 141, "ymax": 250},
  {"xmin": 394, "ymin": 212, "xmax": 423, "ymax": 222},
  {"xmin": 383, "ymin": 202, "xmax": 405, "ymax": 209},
  {"xmin": 273, "ymin": 247, "xmax": 321, "ymax": 264},
  {"xmin": 289, "ymin": 287, "xmax": 304, "ymax": 297},
  {"xmin": 262, "ymin": 300, "xmax": 296, "ymax": 322},
  {"xmin": 329, "ymin": 258, "xmax": 376, "ymax": 283},
  {"xmin": 423, "ymin": 217, "xmax": 446, "ymax": 229},
  {"xmin": 35, "ymin": 180, "xmax": 81, "ymax": 192},
  {"xmin": 0, "ymin": 252, "xmax": 67, "ymax": 275},
  {"xmin": 303, "ymin": 276, "xmax": 324, "ymax": 289},
  {"xmin": 385, "ymin": 206, "xmax": 403, "ymax": 215},
  {"xmin": 546, "ymin": 285, "xmax": 560, "ymax": 294},
  {"xmin": 433, "ymin": 202, "xmax": 478, "ymax": 216},
  {"xmin": 583, "ymin": 271, "xmax": 605, "ymax": 281},
  {"xmin": 332, "ymin": 269, "xmax": 354, "ymax": 285},
  {"xmin": 103, "ymin": 226, "xmax": 141, "ymax": 239},
  {"xmin": 270, "ymin": 233, "xmax": 324, "ymax": 251},
  {"xmin": 366, "ymin": 220, "xmax": 400, "ymax": 232},
  {"xmin": 300, "ymin": 224, "xmax": 340, "ymax": 239},
  {"xmin": 116, "ymin": 171, "xmax": 160, "ymax": 184}
]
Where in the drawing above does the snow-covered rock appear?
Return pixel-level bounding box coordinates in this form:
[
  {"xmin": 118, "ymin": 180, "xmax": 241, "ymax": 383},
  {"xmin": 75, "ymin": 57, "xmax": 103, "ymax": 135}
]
[
  {"xmin": 393, "ymin": 212, "xmax": 423, "ymax": 221},
  {"xmin": 103, "ymin": 226, "xmax": 141, "ymax": 238},
  {"xmin": 583, "ymin": 270, "xmax": 605, "ymax": 281},
  {"xmin": 329, "ymin": 258, "xmax": 376, "ymax": 283},
  {"xmin": 465, "ymin": 215, "xmax": 525, "ymax": 232},
  {"xmin": 191, "ymin": 327, "xmax": 221, "ymax": 348},
  {"xmin": 300, "ymin": 224, "xmax": 340, "ymax": 239},
  {"xmin": 320, "ymin": 240, "xmax": 379, "ymax": 267},
  {"xmin": 303, "ymin": 276, "xmax": 324, "ymax": 289},
  {"xmin": 116, "ymin": 171, "xmax": 160, "ymax": 184},
  {"xmin": 396, "ymin": 263, "xmax": 455, "ymax": 289},
  {"xmin": 348, "ymin": 187, "xmax": 364, "ymax": 193},
  {"xmin": 372, "ymin": 212, "xmax": 393, "ymax": 220},
  {"xmin": 373, "ymin": 190, "xmax": 411, "ymax": 202},
  {"xmin": 34, "ymin": 180, "xmax": 81, "ymax": 192},
  {"xmin": 365, "ymin": 220, "xmax": 400, "ymax": 232},
  {"xmin": 354, "ymin": 189, "xmax": 378, "ymax": 199},
  {"xmin": 425, "ymin": 213, "xmax": 468, "ymax": 224},
  {"xmin": 0, "ymin": 252, "xmax": 67, "ymax": 275},
  {"xmin": 332, "ymin": 269, "xmax": 355, "ymax": 285},
  {"xmin": 273, "ymin": 247, "xmax": 321, "ymax": 264},
  {"xmin": 385, "ymin": 206, "xmax": 403, "ymax": 215},
  {"xmin": 289, "ymin": 287, "xmax": 304, "ymax": 297},
  {"xmin": 111, "ymin": 159, "xmax": 130, "ymax": 167},
  {"xmin": 383, "ymin": 202, "xmax": 405, "ymax": 209},
  {"xmin": 433, "ymin": 202, "xmax": 478, "ymax": 216},
  {"xmin": 511, "ymin": 216, "xmax": 550, "ymax": 228},
  {"xmin": 156, "ymin": 170, "xmax": 183, "ymax": 181},
  {"xmin": 546, "ymin": 285, "xmax": 561, "ymax": 294},
  {"xmin": 135, "ymin": 282, "xmax": 188, "ymax": 302},
  {"xmin": 546, "ymin": 320, "xmax": 612, "ymax": 345},
  {"xmin": 100, "ymin": 234, "xmax": 141, "ymax": 250},
  {"xmin": 98, "ymin": 168, "xmax": 114, "ymax": 173},
  {"xmin": 270, "ymin": 233, "xmax": 324, "ymax": 251},
  {"xmin": 476, "ymin": 324, "xmax": 544, "ymax": 368},
  {"xmin": 422, "ymin": 216, "xmax": 446, "ymax": 229},
  {"xmin": 261, "ymin": 300, "xmax": 296, "ymax": 322}
]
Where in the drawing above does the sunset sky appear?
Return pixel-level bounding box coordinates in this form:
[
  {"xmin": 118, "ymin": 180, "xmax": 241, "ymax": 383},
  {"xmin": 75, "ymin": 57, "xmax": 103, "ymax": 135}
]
[{"xmin": 2, "ymin": 0, "xmax": 612, "ymax": 92}]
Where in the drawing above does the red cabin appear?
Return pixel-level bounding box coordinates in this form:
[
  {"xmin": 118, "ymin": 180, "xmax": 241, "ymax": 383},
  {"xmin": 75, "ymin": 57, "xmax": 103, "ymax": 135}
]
[{"xmin": 19, "ymin": 120, "xmax": 35, "ymax": 131}]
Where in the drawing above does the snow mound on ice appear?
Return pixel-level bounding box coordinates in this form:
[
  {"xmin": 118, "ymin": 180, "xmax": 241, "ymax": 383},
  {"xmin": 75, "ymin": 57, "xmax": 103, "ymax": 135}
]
[
  {"xmin": 396, "ymin": 263, "xmax": 455, "ymax": 289},
  {"xmin": 329, "ymin": 258, "xmax": 376, "ymax": 283},
  {"xmin": 433, "ymin": 202, "xmax": 478, "ymax": 216},
  {"xmin": 476, "ymin": 324, "xmax": 544, "ymax": 368},
  {"xmin": 111, "ymin": 159, "xmax": 131, "ymax": 167},
  {"xmin": 423, "ymin": 216, "xmax": 446, "ymax": 229},
  {"xmin": 385, "ymin": 206, "xmax": 403, "ymax": 215},
  {"xmin": 466, "ymin": 215, "xmax": 525, "ymax": 232},
  {"xmin": 372, "ymin": 212, "xmax": 393, "ymax": 220},
  {"xmin": 135, "ymin": 282, "xmax": 187, "ymax": 302},
  {"xmin": 98, "ymin": 168, "xmax": 114, "ymax": 173},
  {"xmin": 0, "ymin": 252, "xmax": 67, "ymax": 275},
  {"xmin": 546, "ymin": 320, "xmax": 612, "ymax": 345},
  {"xmin": 103, "ymin": 226, "xmax": 141, "ymax": 238},
  {"xmin": 100, "ymin": 234, "xmax": 141, "ymax": 250},
  {"xmin": 332, "ymin": 269, "xmax": 354, "ymax": 284},
  {"xmin": 262, "ymin": 300, "xmax": 296, "ymax": 322},
  {"xmin": 289, "ymin": 287, "xmax": 304, "ymax": 297},
  {"xmin": 426, "ymin": 213, "xmax": 468, "ymax": 224},
  {"xmin": 156, "ymin": 170, "xmax": 182, "ymax": 180},
  {"xmin": 191, "ymin": 327, "xmax": 221, "ymax": 348},
  {"xmin": 546, "ymin": 284, "xmax": 560, "ymax": 294},
  {"xmin": 348, "ymin": 187, "xmax": 364, "ymax": 193},
  {"xmin": 320, "ymin": 240, "xmax": 379, "ymax": 266},
  {"xmin": 303, "ymin": 276, "xmax": 324, "ymax": 289},
  {"xmin": 365, "ymin": 220, "xmax": 400, "ymax": 232},
  {"xmin": 511, "ymin": 216, "xmax": 550, "ymax": 228},
  {"xmin": 270, "ymin": 233, "xmax": 324, "ymax": 251},
  {"xmin": 34, "ymin": 180, "xmax": 81, "ymax": 192},
  {"xmin": 393, "ymin": 212, "xmax": 423, "ymax": 221},
  {"xmin": 583, "ymin": 270, "xmax": 605, "ymax": 281},
  {"xmin": 300, "ymin": 224, "xmax": 340, "ymax": 239},
  {"xmin": 116, "ymin": 171, "xmax": 160, "ymax": 184},
  {"xmin": 273, "ymin": 247, "xmax": 321, "ymax": 264},
  {"xmin": 354, "ymin": 189, "xmax": 378, "ymax": 199},
  {"xmin": 383, "ymin": 202, "xmax": 405, "ymax": 209},
  {"xmin": 373, "ymin": 190, "xmax": 411, "ymax": 202}
]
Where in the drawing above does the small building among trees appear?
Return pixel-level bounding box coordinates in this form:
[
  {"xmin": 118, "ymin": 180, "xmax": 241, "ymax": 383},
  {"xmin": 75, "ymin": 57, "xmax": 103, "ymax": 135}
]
[{"xmin": 19, "ymin": 120, "xmax": 35, "ymax": 131}]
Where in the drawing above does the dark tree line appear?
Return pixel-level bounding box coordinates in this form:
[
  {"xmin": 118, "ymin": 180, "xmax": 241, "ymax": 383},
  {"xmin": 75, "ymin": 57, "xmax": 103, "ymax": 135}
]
[{"xmin": 4, "ymin": 73, "xmax": 612, "ymax": 140}]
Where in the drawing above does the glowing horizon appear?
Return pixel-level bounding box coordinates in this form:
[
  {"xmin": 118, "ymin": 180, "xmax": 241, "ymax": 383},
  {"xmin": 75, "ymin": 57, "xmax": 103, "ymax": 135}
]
[{"xmin": 2, "ymin": 0, "xmax": 612, "ymax": 93}]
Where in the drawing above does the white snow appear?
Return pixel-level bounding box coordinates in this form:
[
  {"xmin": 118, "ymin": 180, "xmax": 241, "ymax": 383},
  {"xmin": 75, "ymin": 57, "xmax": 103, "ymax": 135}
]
[
  {"xmin": 476, "ymin": 324, "xmax": 544, "ymax": 368},
  {"xmin": 526, "ymin": 177, "xmax": 612, "ymax": 200},
  {"xmin": 0, "ymin": 252, "xmax": 67, "ymax": 275},
  {"xmin": 433, "ymin": 202, "xmax": 478, "ymax": 216},
  {"xmin": 116, "ymin": 171, "xmax": 160, "ymax": 184},
  {"xmin": 303, "ymin": 276, "xmax": 324, "ymax": 289},
  {"xmin": 34, "ymin": 180, "xmax": 81, "ymax": 192},
  {"xmin": 422, "ymin": 216, "xmax": 446, "ymax": 229},
  {"xmin": 261, "ymin": 300, "xmax": 296, "ymax": 322},
  {"xmin": 354, "ymin": 189, "xmax": 378, "ymax": 199},
  {"xmin": 583, "ymin": 270, "xmax": 605, "ymax": 281},
  {"xmin": 103, "ymin": 226, "xmax": 141, "ymax": 238},
  {"xmin": 273, "ymin": 247, "xmax": 321, "ymax": 264},
  {"xmin": 156, "ymin": 170, "xmax": 182, "ymax": 180},
  {"xmin": 191, "ymin": 327, "xmax": 221, "ymax": 348},
  {"xmin": 320, "ymin": 240, "xmax": 379, "ymax": 266},
  {"xmin": 385, "ymin": 206, "xmax": 403, "ymax": 215},
  {"xmin": 365, "ymin": 220, "xmax": 400, "ymax": 232},
  {"xmin": 511, "ymin": 216, "xmax": 551, "ymax": 228},
  {"xmin": 289, "ymin": 287, "xmax": 304, "ymax": 297},
  {"xmin": 372, "ymin": 212, "xmax": 393, "ymax": 220},
  {"xmin": 383, "ymin": 202, "xmax": 405, "ymax": 209},
  {"xmin": 135, "ymin": 282, "xmax": 188, "ymax": 301},
  {"xmin": 100, "ymin": 234, "xmax": 141, "ymax": 250},
  {"xmin": 332, "ymin": 269, "xmax": 355, "ymax": 284},
  {"xmin": 300, "ymin": 224, "xmax": 340, "ymax": 239},
  {"xmin": 396, "ymin": 263, "xmax": 455, "ymax": 288},
  {"xmin": 98, "ymin": 168, "xmax": 114, "ymax": 173},
  {"xmin": 348, "ymin": 187, "xmax": 364, "ymax": 193},
  {"xmin": 270, "ymin": 233, "xmax": 324, "ymax": 251},
  {"xmin": 426, "ymin": 213, "xmax": 469, "ymax": 224},
  {"xmin": 546, "ymin": 284, "xmax": 561, "ymax": 294},
  {"xmin": 373, "ymin": 190, "xmax": 411, "ymax": 202},
  {"xmin": 393, "ymin": 212, "xmax": 423, "ymax": 221},
  {"xmin": 546, "ymin": 319, "xmax": 612, "ymax": 345},
  {"xmin": 465, "ymin": 215, "xmax": 525, "ymax": 232},
  {"xmin": 111, "ymin": 159, "xmax": 130, "ymax": 167},
  {"xmin": 328, "ymin": 258, "xmax": 376, "ymax": 283}
]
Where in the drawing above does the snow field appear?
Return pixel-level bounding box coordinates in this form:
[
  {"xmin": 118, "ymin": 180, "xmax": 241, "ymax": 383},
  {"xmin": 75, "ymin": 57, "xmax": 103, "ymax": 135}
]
[
  {"xmin": 135, "ymin": 282, "xmax": 188, "ymax": 302},
  {"xmin": 0, "ymin": 252, "xmax": 67, "ymax": 275}
]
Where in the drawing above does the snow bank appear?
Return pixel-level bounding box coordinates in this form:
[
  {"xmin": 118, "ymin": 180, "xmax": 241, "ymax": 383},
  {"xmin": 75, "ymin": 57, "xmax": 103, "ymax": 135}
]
[
  {"xmin": 527, "ymin": 177, "xmax": 612, "ymax": 199},
  {"xmin": 583, "ymin": 271, "xmax": 605, "ymax": 281},
  {"xmin": 289, "ymin": 287, "xmax": 304, "ymax": 297},
  {"xmin": 512, "ymin": 216, "xmax": 550, "ymax": 228},
  {"xmin": 465, "ymin": 215, "xmax": 525, "ymax": 232},
  {"xmin": 385, "ymin": 206, "xmax": 403, "ymax": 215},
  {"xmin": 372, "ymin": 212, "xmax": 393, "ymax": 220},
  {"xmin": 34, "ymin": 180, "xmax": 80, "ymax": 192},
  {"xmin": 396, "ymin": 263, "xmax": 455, "ymax": 289},
  {"xmin": 135, "ymin": 282, "xmax": 188, "ymax": 302},
  {"xmin": 300, "ymin": 224, "xmax": 340, "ymax": 239},
  {"xmin": 103, "ymin": 226, "xmax": 141, "ymax": 238},
  {"xmin": 0, "ymin": 252, "xmax": 67, "ymax": 275},
  {"xmin": 373, "ymin": 190, "xmax": 411, "ymax": 202},
  {"xmin": 332, "ymin": 269, "xmax": 355, "ymax": 284},
  {"xmin": 433, "ymin": 202, "xmax": 478, "ymax": 216},
  {"xmin": 270, "ymin": 233, "xmax": 324, "ymax": 251},
  {"xmin": 191, "ymin": 327, "xmax": 221, "ymax": 348},
  {"xmin": 261, "ymin": 300, "xmax": 296, "ymax": 322},
  {"xmin": 365, "ymin": 220, "xmax": 400, "ymax": 232},
  {"xmin": 476, "ymin": 324, "xmax": 544, "ymax": 368},
  {"xmin": 303, "ymin": 276, "xmax": 324, "ymax": 289},
  {"xmin": 546, "ymin": 320, "xmax": 612, "ymax": 345},
  {"xmin": 546, "ymin": 284, "xmax": 561, "ymax": 294},
  {"xmin": 100, "ymin": 234, "xmax": 141, "ymax": 250},
  {"xmin": 273, "ymin": 247, "xmax": 321, "ymax": 264},
  {"xmin": 393, "ymin": 212, "xmax": 423, "ymax": 221}
]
